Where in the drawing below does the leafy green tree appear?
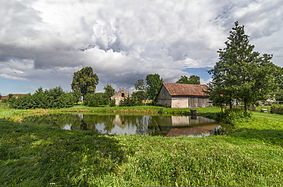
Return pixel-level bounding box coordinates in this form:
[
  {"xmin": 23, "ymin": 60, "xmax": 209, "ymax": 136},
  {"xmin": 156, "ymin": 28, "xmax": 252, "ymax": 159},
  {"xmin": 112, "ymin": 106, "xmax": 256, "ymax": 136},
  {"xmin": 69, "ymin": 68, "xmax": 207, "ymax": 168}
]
[
  {"xmin": 176, "ymin": 75, "xmax": 200, "ymax": 84},
  {"xmin": 146, "ymin": 74, "xmax": 163, "ymax": 100},
  {"xmin": 8, "ymin": 87, "xmax": 77, "ymax": 109},
  {"xmin": 84, "ymin": 93, "xmax": 108, "ymax": 107},
  {"xmin": 274, "ymin": 66, "xmax": 283, "ymax": 101},
  {"xmin": 104, "ymin": 84, "xmax": 115, "ymax": 99},
  {"xmin": 33, "ymin": 87, "xmax": 49, "ymax": 108},
  {"xmin": 135, "ymin": 79, "xmax": 146, "ymax": 91},
  {"xmin": 58, "ymin": 93, "xmax": 78, "ymax": 107},
  {"xmin": 132, "ymin": 91, "xmax": 146, "ymax": 105},
  {"xmin": 134, "ymin": 79, "xmax": 146, "ymax": 105},
  {"xmin": 209, "ymin": 21, "xmax": 278, "ymax": 112},
  {"xmin": 71, "ymin": 67, "xmax": 99, "ymax": 98}
]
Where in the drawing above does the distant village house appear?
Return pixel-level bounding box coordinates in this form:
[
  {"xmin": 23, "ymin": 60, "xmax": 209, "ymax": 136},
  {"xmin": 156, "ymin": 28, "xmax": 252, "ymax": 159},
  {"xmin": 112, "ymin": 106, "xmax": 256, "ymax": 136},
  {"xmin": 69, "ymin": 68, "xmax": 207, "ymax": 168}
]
[
  {"xmin": 156, "ymin": 83, "xmax": 211, "ymax": 108},
  {"xmin": 0, "ymin": 94, "xmax": 28, "ymax": 101},
  {"xmin": 111, "ymin": 89, "xmax": 129, "ymax": 105}
]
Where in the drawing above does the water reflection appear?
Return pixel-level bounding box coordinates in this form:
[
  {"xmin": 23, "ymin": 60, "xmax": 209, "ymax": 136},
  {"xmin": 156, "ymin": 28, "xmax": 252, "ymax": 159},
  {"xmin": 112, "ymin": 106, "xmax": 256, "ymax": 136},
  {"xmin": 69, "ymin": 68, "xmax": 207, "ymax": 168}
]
[{"xmin": 23, "ymin": 114, "xmax": 221, "ymax": 137}]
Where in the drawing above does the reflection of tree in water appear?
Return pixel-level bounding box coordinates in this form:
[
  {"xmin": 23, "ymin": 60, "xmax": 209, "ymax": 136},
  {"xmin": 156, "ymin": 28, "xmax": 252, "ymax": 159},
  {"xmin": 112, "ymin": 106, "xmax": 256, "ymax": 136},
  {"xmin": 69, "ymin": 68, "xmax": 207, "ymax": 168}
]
[
  {"xmin": 80, "ymin": 120, "xmax": 88, "ymax": 130},
  {"xmin": 103, "ymin": 115, "xmax": 116, "ymax": 132},
  {"xmin": 83, "ymin": 115, "xmax": 115, "ymax": 133},
  {"xmin": 23, "ymin": 114, "xmax": 175, "ymax": 136},
  {"xmin": 148, "ymin": 116, "xmax": 172, "ymax": 135},
  {"xmin": 23, "ymin": 114, "xmax": 81, "ymax": 129},
  {"xmin": 118, "ymin": 115, "xmax": 149, "ymax": 134}
]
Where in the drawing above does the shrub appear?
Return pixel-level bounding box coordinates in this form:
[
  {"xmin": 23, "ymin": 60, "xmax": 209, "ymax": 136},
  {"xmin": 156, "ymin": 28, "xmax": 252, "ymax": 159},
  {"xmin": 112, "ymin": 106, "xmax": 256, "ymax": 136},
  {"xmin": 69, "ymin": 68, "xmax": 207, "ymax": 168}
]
[
  {"xmin": 132, "ymin": 91, "xmax": 146, "ymax": 105},
  {"xmin": 109, "ymin": 99, "xmax": 116, "ymax": 107},
  {"xmin": 84, "ymin": 93, "xmax": 108, "ymax": 107},
  {"xmin": 119, "ymin": 97, "xmax": 133, "ymax": 106},
  {"xmin": 216, "ymin": 109, "xmax": 251, "ymax": 124},
  {"xmin": 8, "ymin": 87, "xmax": 77, "ymax": 109},
  {"xmin": 271, "ymin": 105, "xmax": 283, "ymax": 114},
  {"xmin": 9, "ymin": 95, "xmax": 34, "ymax": 109},
  {"xmin": 119, "ymin": 97, "xmax": 140, "ymax": 106}
]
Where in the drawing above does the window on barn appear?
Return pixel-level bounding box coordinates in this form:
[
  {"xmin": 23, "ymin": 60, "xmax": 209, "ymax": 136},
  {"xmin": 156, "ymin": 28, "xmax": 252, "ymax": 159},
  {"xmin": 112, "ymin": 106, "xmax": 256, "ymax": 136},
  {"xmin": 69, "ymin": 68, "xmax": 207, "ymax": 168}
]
[{"xmin": 121, "ymin": 93, "xmax": 125, "ymax": 97}]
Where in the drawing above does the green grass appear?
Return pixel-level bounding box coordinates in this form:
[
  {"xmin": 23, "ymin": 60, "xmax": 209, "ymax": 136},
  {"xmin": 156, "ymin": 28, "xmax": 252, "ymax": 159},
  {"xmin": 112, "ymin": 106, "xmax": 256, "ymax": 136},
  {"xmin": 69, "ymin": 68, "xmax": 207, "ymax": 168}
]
[
  {"xmin": 0, "ymin": 106, "xmax": 283, "ymax": 186},
  {"xmin": 0, "ymin": 105, "xmax": 221, "ymax": 121}
]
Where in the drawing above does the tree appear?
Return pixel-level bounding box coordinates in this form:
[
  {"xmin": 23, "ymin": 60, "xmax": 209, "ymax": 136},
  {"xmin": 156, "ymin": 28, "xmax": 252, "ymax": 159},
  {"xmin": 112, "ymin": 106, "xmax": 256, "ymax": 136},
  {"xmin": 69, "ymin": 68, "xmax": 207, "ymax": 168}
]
[
  {"xmin": 84, "ymin": 93, "xmax": 108, "ymax": 107},
  {"xmin": 209, "ymin": 21, "xmax": 278, "ymax": 112},
  {"xmin": 8, "ymin": 87, "xmax": 77, "ymax": 109},
  {"xmin": 176, "ymin": 75, "xmax": 200, "ymax": 84},
  {"xmin": 135, "ymin": 79, "xmax": 146, "ymax": 91},
  {"xmin": 71, "ymin": 67, "xmax": 99, "ymax": 98},
  {"xmin": 132, "ymin": 91, "xmax": 147, "ymax": 105},
  {"xmin": 104, "ymin": 84, "xmax": 115, "ymax": 99},
  {"xmin": 146, "ymin": 74, "xmax": 163, "ymax": 100}
]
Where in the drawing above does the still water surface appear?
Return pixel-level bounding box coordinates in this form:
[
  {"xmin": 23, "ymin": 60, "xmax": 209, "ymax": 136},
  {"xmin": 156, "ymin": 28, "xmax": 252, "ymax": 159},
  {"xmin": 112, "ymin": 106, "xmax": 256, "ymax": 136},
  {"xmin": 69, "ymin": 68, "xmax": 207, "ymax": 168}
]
[{"xmin": 23, "ymin": 114, "xmax": 221, "ymax": 137}]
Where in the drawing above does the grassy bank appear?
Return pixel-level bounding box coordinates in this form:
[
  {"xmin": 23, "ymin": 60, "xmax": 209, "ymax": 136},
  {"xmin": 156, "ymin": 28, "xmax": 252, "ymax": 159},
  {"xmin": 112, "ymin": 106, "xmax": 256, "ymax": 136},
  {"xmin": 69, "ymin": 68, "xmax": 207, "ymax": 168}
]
[
  {"xmin": 0, "ymin": 106, "xmax": 283, "ymax": 186},
  {"xmin": 0, "ymin": 105, "xmax": 221, "ymax": 122}
]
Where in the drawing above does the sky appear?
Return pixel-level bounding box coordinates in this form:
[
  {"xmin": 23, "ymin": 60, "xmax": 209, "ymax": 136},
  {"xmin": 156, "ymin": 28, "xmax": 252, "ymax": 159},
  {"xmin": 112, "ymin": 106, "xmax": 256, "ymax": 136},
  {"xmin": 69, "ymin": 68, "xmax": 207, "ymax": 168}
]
[{"xmin": 0, "ymin": 0, "xmax": 283, "ymax": 95}]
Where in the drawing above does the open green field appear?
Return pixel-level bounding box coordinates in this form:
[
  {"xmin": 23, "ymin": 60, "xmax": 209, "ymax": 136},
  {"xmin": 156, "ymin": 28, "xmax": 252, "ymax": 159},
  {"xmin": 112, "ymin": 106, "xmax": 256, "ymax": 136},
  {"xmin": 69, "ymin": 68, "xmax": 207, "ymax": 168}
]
[{"xmin": 0, "ymin": 105, "xmax": 283, "ymax": 186}]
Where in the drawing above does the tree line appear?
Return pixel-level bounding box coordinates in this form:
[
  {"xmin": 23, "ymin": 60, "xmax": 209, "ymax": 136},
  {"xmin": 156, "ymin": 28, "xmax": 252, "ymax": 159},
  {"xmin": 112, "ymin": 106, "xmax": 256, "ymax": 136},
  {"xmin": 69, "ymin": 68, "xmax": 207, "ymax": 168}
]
[
  {"xmin": 9, "ymin": 87, "xmax": 79, "ymax": 109},
  {"xmin": 7, "ymin": 65, "xmax": 200, "ymax": 109}
]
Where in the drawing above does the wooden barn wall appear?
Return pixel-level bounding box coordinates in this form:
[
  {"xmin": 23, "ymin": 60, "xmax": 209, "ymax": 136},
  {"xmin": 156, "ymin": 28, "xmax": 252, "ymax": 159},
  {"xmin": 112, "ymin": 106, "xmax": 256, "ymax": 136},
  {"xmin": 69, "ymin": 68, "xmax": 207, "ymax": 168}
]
[{"xmin": 156, "ymin": 86, "xmax": 172, "ymax": 107}]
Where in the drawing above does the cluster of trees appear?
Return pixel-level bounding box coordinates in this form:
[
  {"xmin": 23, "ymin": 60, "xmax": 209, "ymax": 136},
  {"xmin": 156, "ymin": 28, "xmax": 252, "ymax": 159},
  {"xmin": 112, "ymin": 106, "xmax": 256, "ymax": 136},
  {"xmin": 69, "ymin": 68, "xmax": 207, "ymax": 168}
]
[
  {"xmin": 176, "ymin": 75, "xmax": 200, "ymax": 84},
  {"xmin": 131, "ymin": 74, "xmax": 163, "ymax": 105},
  {"xmin": 209, "ymin": 22, "xmax": 283, "ymax": 112},
  {"xmin": 84, "ymin": 85, "xmax": 115, "ymax": 107},
  {"xmin": 9, "ymin": 87, "xmax": 79, "ymax": 109},
  {"xmin": 70, "ymin": 67, "xmax": 115, "ymax": 107}
]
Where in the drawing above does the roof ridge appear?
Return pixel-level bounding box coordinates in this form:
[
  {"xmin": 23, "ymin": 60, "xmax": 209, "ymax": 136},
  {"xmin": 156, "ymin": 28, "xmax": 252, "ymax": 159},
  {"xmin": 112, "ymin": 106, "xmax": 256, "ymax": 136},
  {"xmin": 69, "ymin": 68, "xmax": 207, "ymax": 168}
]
[{"xmin": 162, "ymin": 83, "xmax": 208, "ymax": 97}]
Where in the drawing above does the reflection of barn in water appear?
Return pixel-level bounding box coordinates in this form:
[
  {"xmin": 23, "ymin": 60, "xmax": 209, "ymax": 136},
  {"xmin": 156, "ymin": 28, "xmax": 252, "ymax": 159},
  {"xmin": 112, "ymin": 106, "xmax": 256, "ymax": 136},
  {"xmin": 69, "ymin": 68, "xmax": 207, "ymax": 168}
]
[
  {"xmin": 148, "ymin": 115, "xmax": 218, "ymax": 136},
  {"xmin": 171, "ymin": 116, "xmax": 215, "ymax": 126},
  {"xmin": 166, "ymin": 124, "xmax": 221, "ymax": 137}
]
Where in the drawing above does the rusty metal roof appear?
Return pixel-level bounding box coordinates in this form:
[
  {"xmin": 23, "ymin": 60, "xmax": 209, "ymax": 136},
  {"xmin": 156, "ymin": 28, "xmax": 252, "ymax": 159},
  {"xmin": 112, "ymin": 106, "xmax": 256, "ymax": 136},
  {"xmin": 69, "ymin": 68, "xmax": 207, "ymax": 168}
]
[{"xmin": 163, "ymin": 83, "xmax": 208, "ymax": 97}]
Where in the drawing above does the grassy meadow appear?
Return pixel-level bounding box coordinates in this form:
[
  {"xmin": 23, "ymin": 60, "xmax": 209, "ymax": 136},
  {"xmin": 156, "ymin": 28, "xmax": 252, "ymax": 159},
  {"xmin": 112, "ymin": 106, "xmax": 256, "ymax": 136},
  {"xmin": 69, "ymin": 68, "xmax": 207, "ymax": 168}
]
[{"xmin": 0, "ymin": 104, "xmax": 283, "ymax": 186}]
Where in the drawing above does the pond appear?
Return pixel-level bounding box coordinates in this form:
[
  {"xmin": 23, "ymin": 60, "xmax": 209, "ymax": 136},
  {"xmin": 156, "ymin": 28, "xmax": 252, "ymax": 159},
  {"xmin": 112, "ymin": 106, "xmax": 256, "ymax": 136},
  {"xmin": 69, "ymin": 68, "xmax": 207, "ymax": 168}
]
[{"xmin": 23, "ymin": 114, "xmax": 221, "ymax": 137}]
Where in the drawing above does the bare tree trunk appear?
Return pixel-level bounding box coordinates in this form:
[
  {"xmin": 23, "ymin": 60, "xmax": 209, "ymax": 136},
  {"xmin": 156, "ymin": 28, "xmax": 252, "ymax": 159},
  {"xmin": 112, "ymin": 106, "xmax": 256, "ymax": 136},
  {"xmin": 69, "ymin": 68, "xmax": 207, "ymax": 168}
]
[
  {"xmin": 244, "ymin": 99, "xmax": 248, "ymax": 113},
  {"xmin": 229, "ymin": 94, "xmax": 233, "ymax": 110}
]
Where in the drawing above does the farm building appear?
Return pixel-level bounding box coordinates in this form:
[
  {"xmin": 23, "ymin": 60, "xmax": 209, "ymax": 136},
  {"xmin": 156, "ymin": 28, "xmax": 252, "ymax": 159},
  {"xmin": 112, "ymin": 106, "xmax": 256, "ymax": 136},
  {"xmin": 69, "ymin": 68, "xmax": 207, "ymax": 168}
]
[
  {"xmin": 0, "ymin": 94, "xmax": 29, "ymax": 101},
  {"xmin": 156, "ymin": 83, "xmax": 211, "ymax": 108},
  {"xmin": 111, "ymin": 89, "xmax": 129, "ymax": 105}
]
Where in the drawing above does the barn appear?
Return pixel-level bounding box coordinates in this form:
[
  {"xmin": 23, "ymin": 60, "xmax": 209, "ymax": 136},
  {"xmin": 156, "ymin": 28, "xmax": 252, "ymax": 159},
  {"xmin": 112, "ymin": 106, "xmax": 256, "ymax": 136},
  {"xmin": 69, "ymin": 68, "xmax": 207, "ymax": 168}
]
[{"xmin": 156, "ymin": 83, "xmax": 211, "ymax": 108}]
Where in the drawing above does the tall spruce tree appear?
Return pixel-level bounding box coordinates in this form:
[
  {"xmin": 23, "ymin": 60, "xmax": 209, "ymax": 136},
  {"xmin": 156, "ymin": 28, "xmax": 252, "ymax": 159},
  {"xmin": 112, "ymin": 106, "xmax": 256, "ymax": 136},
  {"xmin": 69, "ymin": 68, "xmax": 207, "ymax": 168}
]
[{"xmin": 209, "ymin": 21, "xmax": 277, "ymax": 112}]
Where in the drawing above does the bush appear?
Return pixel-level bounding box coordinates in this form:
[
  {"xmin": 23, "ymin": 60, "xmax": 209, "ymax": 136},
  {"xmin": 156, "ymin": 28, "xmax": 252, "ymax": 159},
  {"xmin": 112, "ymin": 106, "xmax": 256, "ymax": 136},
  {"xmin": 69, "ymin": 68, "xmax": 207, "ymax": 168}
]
[
  {"xmin": 131, "ymin": 91, "xmax": 146, "ymax": 105},
  {"xmin": 84, "ymin": 93, "xmax": 108, "ymax": 107},
  {"xmin": 216, "ymin": 109, "xmax": 251, "ymax": 124},
  {"xmin": 8, "ymin": 87, "xmax": 77, "ymax": 109},
  {"xmin": 271, "ymin": 105, "xmax": 283, "ymax": 114},
  {"xmin": 9, "ymin": 95, "xmax": 34, "ymax": 109},
  {"xmin": 119, "ymin": 97, "xmax": 134, "ymax": 106},
  {"xmin": 109, "ymin": 99, "xmax": 116, "ymax": 107},
  {"xmin": 119, "ymin": 97, "xmax": 141, "ymax": 106}
]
